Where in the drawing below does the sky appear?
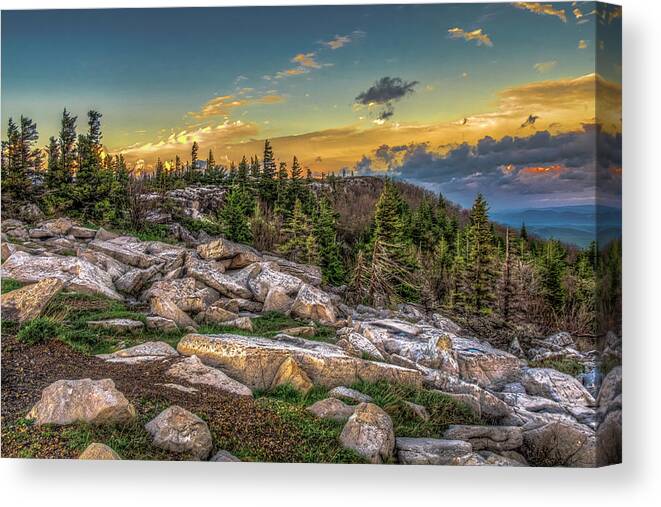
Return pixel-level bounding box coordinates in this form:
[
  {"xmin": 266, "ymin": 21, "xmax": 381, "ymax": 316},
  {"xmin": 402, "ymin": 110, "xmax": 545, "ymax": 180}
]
[{"xmin": 1, "ymin": 2, "xmax": 622, "ymax": 209}]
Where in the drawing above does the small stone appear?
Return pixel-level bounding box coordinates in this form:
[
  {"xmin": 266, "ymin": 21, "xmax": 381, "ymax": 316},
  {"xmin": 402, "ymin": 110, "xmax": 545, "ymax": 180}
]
[
  {"xmin": 79, "ymin": 443, "xmax": 121, "ymax": 460},
  {"xmin": 150, "ymin": 295, "xmax": 197, "ymax": 330},
  {"xmin": 145, "ymin": 405, "xmax": 213, "ymax": 460},
  {"xmin": 146, "ymin": 316, "xmax": 178, "ymax": 332},
  {"xmin": 396, "ymin": 437, "xmax": 474, "ymax": 465},
  {"xmin": 307, "ymin": 398, "xmax": 356, "ymax": 422},
  {"xmin": 328, "ymin": 386, "xmax": 373, "ymax": 404},
  {"xmin": 96, "ymin": 341, "xmax": 178, "ymax": 363},
  {"xmin": 402, "ymin": 401, "xmax": 430, "ymax": 422},
  {"xmin": 210, "ymin": 450, "xmax": 241, "ymax": 462},
  {"xmin": 339, "ymin": 403, "xmax": 395, "ymax": 464},
  {"xmin": 224, "ymin": 316, "xmax": 253, "ymax": 331},
  {"xmin": 280, "ymin": 326, "xmax": 316, "ymax": 338}
]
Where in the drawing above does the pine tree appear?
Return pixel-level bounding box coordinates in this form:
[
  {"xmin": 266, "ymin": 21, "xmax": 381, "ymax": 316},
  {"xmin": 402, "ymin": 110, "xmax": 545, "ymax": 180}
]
[
  {"xmin": 314, "ymin": 197, "xmax": 345, "ymax": 285},
  {"xmin": 411, "ymin": 196, "xmax": 436, "ymax": 251},
  {"xmin": 219, "ymin": 186, "xmax": 253, "ymax": 243},
  {"xmin": 191, "ymin": 142, "xmax": 199, "ymax": 172},
  {"xmin": 237, "ymin": 155, "xmax": 249, "ymax": 184},
  {"xmin": 259, "ymin": 139, "xmax": 277, "ymax": 205},
  {"xmin": 207, "ymin": 149, "xmax": 215, "ymax": 172},
  {"xmin": 539, "ymin": 239, "xmax": 566, "ymax": 311},
  {"xmin": 58, "ymin": 108, "xmax": 77, "ymax": 180},
  {"xmin": 520, "ymin": 222, "xmax": 528, "ymax": 241},
  {"xmin": 499, "ymin": 227, "xmax": 514, "ymax": 321},
  {"xmin": 464, "ymin": 193, "xmax": 498, "ymax": 312},
  {"xmin": 250, "ymin": 155, "xmax": 260, "ymax": 179},
  {"xmin": 278, "ymin": 199, "xmax": 317, "ymax": 264}
]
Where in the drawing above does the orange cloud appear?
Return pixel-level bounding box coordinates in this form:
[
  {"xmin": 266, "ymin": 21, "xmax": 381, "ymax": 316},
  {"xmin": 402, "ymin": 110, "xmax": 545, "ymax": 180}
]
[
  {"xmin": 520, "ymin": 164, "xmax": 564, "ymax": 174},
  {"xmin": 514, "ymin": 2, "xmax": 567, "ymax": 23},
  {"xmin": 189, "ymin": 93, "xmax": 285, "ymax": 119},
  {"xmin": 533, "ymin": 60, "xmax": 558, "ymax": 73},
  {"xmin": 448, "ymin": 27, "xmax": 493, "ymax": 47},
  {"xmin": 292, "ymin": 52, "xmax": 321, "ymax": 69}
]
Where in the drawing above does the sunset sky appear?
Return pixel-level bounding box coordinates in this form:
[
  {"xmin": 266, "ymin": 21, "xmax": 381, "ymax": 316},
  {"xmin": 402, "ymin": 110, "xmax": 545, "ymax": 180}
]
[{"xmin": 1, "ymin": 2, "xmax": 622, "ymax": 208}]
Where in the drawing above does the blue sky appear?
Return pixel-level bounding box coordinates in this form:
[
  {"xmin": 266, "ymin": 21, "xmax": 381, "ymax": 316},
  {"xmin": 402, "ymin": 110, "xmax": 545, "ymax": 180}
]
[{"xmin": 1, "ymin": 2, "xmax": 622, "ymax": 209}]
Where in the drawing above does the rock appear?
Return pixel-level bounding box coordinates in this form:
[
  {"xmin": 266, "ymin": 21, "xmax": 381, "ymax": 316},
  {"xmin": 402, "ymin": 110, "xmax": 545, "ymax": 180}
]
[
  {"xmin": 89, "ymin": 239, "xmax": 161, "ymax": 269},
  {"xmin": 224, "ymin": 317, "xmax": 253, "ymax": 331},
  {"xmin": 197, "ymin": 303, "xmax": 239, "ymax": 324},
  {"xmin": 262, "ymin": 287, "xmax": 294, "ymax": 314},
  {"xmin": 265, "ymin": 256, "xmax": 322, "ymax": 286},
  {"xmin": 270, "ymin": 356, "xmax": 313, "ymax": 393},
  {"xmin": 144, "ymin": 277, "xmax": 215, "ymax": 313},
  {"xmin": 520, "ymin": 367, "xmax": 595, "ymax": 406},
  {"xmin": 396, "ymin": 437, "xmax": 473, "ymax": 465},
  {"xmin": 187, "ymin": 259, "xmax": 253, "ymax": 299},
  {"xmin": 340, "ymin": 403, "xmax": 395, "ymax": 464},
  {"xmin": 402, "ymin": 401, "xmax": 430, "ymax": 422},
  {"xmin": 177, "ymin": 333, "xmax": 422, "ymax": 390},
  {"xmin": 210, "ymin": 450, "xmax": 241, "ymax": 462},
  {"xmin": 502, "ymin": 382, "xmax": 527, "ymax": 394},
  {"xmin": 145, "ymin": 406, "xmax": 213, "ymax": 460},
  {"xmin": 197, "ymin": 238, "xmax": 261, "ymax": 266},
  {"xmin": 87, "ymin": 318, "xmax": 144, "ymax": 333},
  {"xmin": 79, "ymin": 442, "xmax": 121, "ymax": 460},
  {"xmin": 597, "ymin": 409, "xmax": 622, "ymax": 466},
  {"xmin": 280, "ymin": 326, "xmax": 316, "ymax": 338},
  {"xmin": 145, "ymin": 241, "xmax": 187, "ymax": 271},
  {"xmin": 477, "ymin": 450, "xmax": 527, "ymax": 466},
  {"xmin": 443, "ymin": 425, "xmax": 523, "ymax": 452},
  {"xmin": 159, "ymin": 383, "xmax": 199, "ymax": 393},
  {"xmin": 452, "ymin": 335, "xmax": 520, "ymax": 387},
  {"xmin": 1, "ymin": 240, "xmax": 16, "ymax": 261},
  {"xmin": 146, "ymin": 316, "xmax": 178, "ymax": 332},
  {"xmin": 545, "ymin": 331, "xmax": 574, "ymax": 348},
  {"xmin": 167, "ymin": 355, "xmax": 252, "ymax": 397},
  {"xmin": 329, "ymin": 386, "xmax": 373, "ymax": 404},
  {"xmin": 509, "ymin": 336, "xmax": 524, "ymax": 357},
  {"xmin": 431, "ymin": 313, "xmax": 462, "ymax": 333},
  {"xmin": 307, "ymin": 398, "xmax": 356, "ymax": 422},
  {"xmin": 39, "ymin": 217, "xmax": 74, "ymax": 236},
  {"xmin": 27, "ymin": 379, "xmax": 135, "ymax": 426},
  {"xmin": 597, "ymin": 366, "xmax": 622, "ymax": 409},
  {"xmin": 371, "ymin": 319, "xmax": 420, "ymax": 336},
  {"xmin": 97, "ymin": 341, "xmax": 178, "ymax": 363},
  {"xmin": 1, "ymin": 251, "xmax": 122, "ymax": 300},
  {"xmin": 439, "ymin": 392, "xmax": 482, "ymax": 419},
  {"xmin": 248, "ymin": 262, "xmax": 302, "ymax": 302},
  {"xmin": 115, "ymin": 266, "xmax": 160, "ymax": 294},
  {"xmin": 0, "ymin": 277, "xmax": 64, "ymax": 323},
  {"xmin": 70, "ymin": 226, "xmax": 97, "ymax": 239},
  {"xmin": 94, "ymin": 227, "xmax": 118, "ymax": 241},
  {"xmin": 77, "ymin": 249, "xmax": 130, "ymax": 281},
  {"xmin": 290, "ymin": 283, "xmax": 336, "ymax": 324},
  {"xmin": 150, "ymin": 296, "xmax": 197, "ymax": 330},
  {"xmin": 339, "ymin": 330, "xmax": 386, "ymax": 361},
  {"xmin": 520, "ymin": 415, "xmax": 596, "ymax": 467}
]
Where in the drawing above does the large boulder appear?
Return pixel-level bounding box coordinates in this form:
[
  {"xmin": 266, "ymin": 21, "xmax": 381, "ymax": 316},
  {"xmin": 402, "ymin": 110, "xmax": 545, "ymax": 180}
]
[
  {"xmin": 195, "ymin": 303, "xmax": 239, "ymax": 325},
  {"xmin": 79, "ymin": 443, "xmax": 121, "ymax": 460},
  {"xmin": 290, "ymin": 283, "xmax": 336, "ymax": 324},
  {"xmin": 442, "ymin": 425, "xmax": 523, "ymax": 452},
  {"xmin": 145, "ymin": 405, "xmax": 213, "ymax": 460},
  {"xmin": 89, "ymin": 238, "xmax": 161, "ymax": 269},
  {"xmin": 114, "ymin": 266, "xmax": 161, "ymax": 295},
  {"xmin": 396, "ymin": 437, "xmax": 474, "ymax": 465},
  {"xmin": 166, "ymin": 355, "xmax": 252, "ymax": 397},
  {"xmin": 1, "ymin": 251, "xmax": 122, "ymax": 300},
  {"xmin": 520, "ymin": 367, "xmax": 595, "ymax": 407},
  {"xmin": 262, "ymin": 287, "xmax": 294, "ymax": 314},
  {"xmin": 197, "ymin": 238, "xmax": 261, "ymax": 268},
  {"xmin": 452, "ymin": 335, "xmax": 520, "ymax": 387},
  {"xmin": 144, "ymin": 277, "xmax": 217, "ymax": 313},
  {"xmin": 187, "ymin": 258, "xmax": 253, "ymax": 299},
  {"xmin": 339, "ymin": 403, "xmax": 395, "ymax": 464},
  {"xmin": 27, "ymin": 379, "xmax": 136, "ymax": 426},
  {"xmin": 177, "ymin": 333, "xmax": 422, "ymax": 390},
  {"xmin": 0, "ymin": 277, "xmax": 64, "ymax": 323}
]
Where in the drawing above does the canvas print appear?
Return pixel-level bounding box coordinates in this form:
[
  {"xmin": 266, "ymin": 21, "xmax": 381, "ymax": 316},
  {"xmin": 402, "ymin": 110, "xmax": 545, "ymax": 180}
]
[{"xmin": 0, "ymin": 2, "xmax": 621, "ymax": 466}]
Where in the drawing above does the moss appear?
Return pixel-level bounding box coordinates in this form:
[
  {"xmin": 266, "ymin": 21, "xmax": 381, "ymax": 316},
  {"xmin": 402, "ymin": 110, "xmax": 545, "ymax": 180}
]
[
  {"xmin": 1, "ymin": 278, "xmax": 23, "ymax": 294},
  {"xmin": 529, "ymin": 357, "xmax": 586, "ymax": 377}
]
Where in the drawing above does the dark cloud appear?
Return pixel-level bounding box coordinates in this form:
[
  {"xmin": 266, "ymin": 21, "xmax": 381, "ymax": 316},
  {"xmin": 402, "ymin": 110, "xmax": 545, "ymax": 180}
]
[
  {"xmin": 355, "ymin": 76, "xmax": 418, "ymax": 122},
  {"xmin": 361, "ymin": 125, "xmax": 621, "ymax": 207},
  {"xmin": 520, "ymin": 114, "xmax": 540, "ymax": 128}
]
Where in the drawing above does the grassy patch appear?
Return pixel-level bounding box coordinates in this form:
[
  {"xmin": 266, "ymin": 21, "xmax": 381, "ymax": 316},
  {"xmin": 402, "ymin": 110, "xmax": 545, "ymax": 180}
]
[
  {"xmin": 125, "ymin": 224, "xmax": 175, "ymax": 243},
  {"xmin": 529, "ymin": 358, "xmax": 586, "ymax": 377},
  {"xmin": 38, "ymin": 291, "xmax": 185, "ymax": 354},
  {"xmin": 178, "ymin": 216, "xmax": 224, "ymax": 237},
  {"xmin": 350, "ymin": 380, "xmax": 482, "ymax": 438},
  {"xmin": 198, "ymin": 311, "xmax": 337, "ymax": 343},
  {"xmin": 1, "ymin": 278, "xmax": 23, "ymax": 294},
  {"xmin": 17, "ymin": 317, "xmax": 63, "ymax": 345}
]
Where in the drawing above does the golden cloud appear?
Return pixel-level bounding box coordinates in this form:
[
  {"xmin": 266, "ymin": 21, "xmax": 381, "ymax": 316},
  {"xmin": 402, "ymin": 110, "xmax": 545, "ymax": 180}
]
[
  {"xmin": 323, "ymin": 35, "xmax": 351, "ymax": 50},
  {"xmin": 533, "ymin": 60, "xmax": 558, "ymax": 73},
  {"xmin": 448, "ymin": 27, "xmax": 493, "ymax": 47},
  {"xmin": 118, "ymin": 73, "xmax": 620, "ymax": 175},
  {"xmin": 578, "ymin": 39, "xmax": 588, "ymax": 49},
  {"xmin": 292, "ymin": 52, "xmax": 321, "ymax": 69},
  {"xmin": 189, "ymin": 93, "xmax": 285, "ymax": 119},
  {"xmin": 513, "ymin": 2, "xmax": 567, "ymax": 23}
]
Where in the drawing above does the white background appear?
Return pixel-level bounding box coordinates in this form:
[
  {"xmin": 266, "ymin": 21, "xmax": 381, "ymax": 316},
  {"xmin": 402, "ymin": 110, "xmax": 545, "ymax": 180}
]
[{"xmin": 0, "ymin": 0, "xmax": 658, "ymax": 505}]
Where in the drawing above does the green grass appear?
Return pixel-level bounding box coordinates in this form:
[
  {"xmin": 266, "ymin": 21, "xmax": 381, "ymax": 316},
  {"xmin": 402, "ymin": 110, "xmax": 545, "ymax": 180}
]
[
  {"xmin": 1, "ymin": 278, "xmax": 23, "ymax": 294},
  {"xmin": 37, "ymin": 291, "xmax": 185, "ymax": 354},
  {"xmin": 529, "ymin": 357, "xmax": 586, "ymax": 377},
  {"xmin": 125, "ymin": 224, "xmax": 175, "ymax": 243},
  {"xmin": 17, "ymin": 317, "xmax": 63, "ymax": 345},
  {"xmin": 178, "ymin": 216, "xmax": 224, "ymax": 237}
]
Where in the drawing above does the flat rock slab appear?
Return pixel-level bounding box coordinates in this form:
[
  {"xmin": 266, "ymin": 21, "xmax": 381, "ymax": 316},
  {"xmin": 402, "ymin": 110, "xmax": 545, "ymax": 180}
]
[
  {"xmin": 443, "ymin": 425, "xmax": 523, "ymax": 452},
  {"xmin": 97, "ymin": 341, "xmax": 178, "ymax": 363},
  {"xmin": 177, "ymin": 333, "xmax": 422, "ymax": 390},
  {"xmin": 27, "ymin": 378, "xmax": 135, "ymax": 426},
  {"xmin": 87, "ymin": 318, "xmax": 145, "ymax": 333},
  {"xmin": 0, "ymin": 277, "xmax": 64, "ymax": 323},
  {"xmin": 396, "ymin": 437, "xmax": 474, "ymax": 465},
  {"xmin": 1, "ymin": 251, "xmax": 122, "ymax": 300},
  {"xmin": 520, "ymin": 367, "xmax": 595, "ymax": 407},
  {"xmin": 329, "ymin": 386, "xmax": 373, "ymax": 404},
  {"xmin": 166, "ymin": 355, "xmax": 252, "ymax": 397}
]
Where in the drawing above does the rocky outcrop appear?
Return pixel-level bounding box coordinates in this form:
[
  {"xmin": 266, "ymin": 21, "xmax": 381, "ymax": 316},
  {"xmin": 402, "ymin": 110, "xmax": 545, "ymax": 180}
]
[
  {"xmin": 150, "ymin": 296, "xmax": 198, "ymax": 329},
  {"xmin": 79, "ymin": 443, "xmax": 121, "ymax": 460},
  {"xmin": 0, "ymin": 277, "xmax": 64, "ymax": 323},
  {"xmin": 145, "ymin": 405, "xmax": 213, "ymax": 460},
  {"xmin": 166, "ymin": 355, "xmax": 252, "ymax": 397},
  {"xmin": 519, "ymin": 367, "xmax": 595, "ymax": 407},
  {"xmin": 27, "ymin": 379, "xmax": 136, "ymax": 426},
  {"xmin": 290, "ymin": 284, "xmax": 337, "ymax": 324},
  {"xmin": 177, "ymin": 333, "xmax": 422, "ymax": 390},
  {"xmin": 339, "ymin": 403, "xmax": 395, "ymax": 463}
]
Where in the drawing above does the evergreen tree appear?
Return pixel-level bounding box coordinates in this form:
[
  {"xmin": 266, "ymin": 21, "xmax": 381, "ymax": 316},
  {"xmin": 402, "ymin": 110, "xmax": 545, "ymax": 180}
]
[
  {"xmin": 207, "ymin": 149, "xmax": 215, "ymax": 172},
  {"xmin": 250, "ymin": 155, "xmax": 260, "ymax": 179},
  {"xmin": 465, "ymin": 193, "xmax": 498, "ymax": 312},
  {"xmin": 219, "ymin": 186, "xmax": 253, "ymax": 243},
  {"xmin": 278, "ymin": 199, "xmax": 317, "ymax": 264},
  {"xmin": 237, "ymin": 155, "xmax": 249, "ymax": 184},
  {"xmin": 191, "ymin": 141, "xmax": 199, "ymax": 172},
  {"xmin": 58, "ymin": 108, "xmax": 77, "ymax": 180},
  {"xmin": 411, "ymin": 196, "xmax": 436, "ymax": 251},
  {"xmin": 539, "ymin": 239, "xmax": 566, "ymax": 311},
  {"xmin": 520, "ymin": 222, "xmax": 528, "ymax": 241},
  {"xmin": 259, "ymin": 139, "xmax": 277, "ymax": 204},
  {"xmin": 314, "ymin": 197, "xmax": 345, "ymax": 285}
]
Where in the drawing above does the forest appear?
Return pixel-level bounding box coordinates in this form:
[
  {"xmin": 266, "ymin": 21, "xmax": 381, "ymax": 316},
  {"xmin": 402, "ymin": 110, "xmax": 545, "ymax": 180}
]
[{"xmin": 1, "ymin": 109, "xmax": 621, "ymax": 343}]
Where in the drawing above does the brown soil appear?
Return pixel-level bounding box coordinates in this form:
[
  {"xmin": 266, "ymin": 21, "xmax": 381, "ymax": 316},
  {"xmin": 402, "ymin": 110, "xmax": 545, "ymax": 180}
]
[{"xmin": 1, "ymin": 336, "xmax": 303, "ymax": 461}]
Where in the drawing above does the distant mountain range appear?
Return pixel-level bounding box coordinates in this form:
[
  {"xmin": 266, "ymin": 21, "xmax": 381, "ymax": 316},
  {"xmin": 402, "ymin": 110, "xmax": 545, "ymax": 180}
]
[{"xmin": 491, "ymin": 205, "xmax": 622, "ymax": 248}]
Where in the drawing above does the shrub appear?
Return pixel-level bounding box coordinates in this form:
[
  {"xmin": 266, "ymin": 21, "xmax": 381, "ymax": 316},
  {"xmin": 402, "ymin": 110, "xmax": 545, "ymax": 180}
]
[
  {"xmin": 17, "ymin": 318, "xmax": 62, "ymax": 345},
  {"xmin": 529, "ymin": 358, "xmax": 585, "ymax": 377}
]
